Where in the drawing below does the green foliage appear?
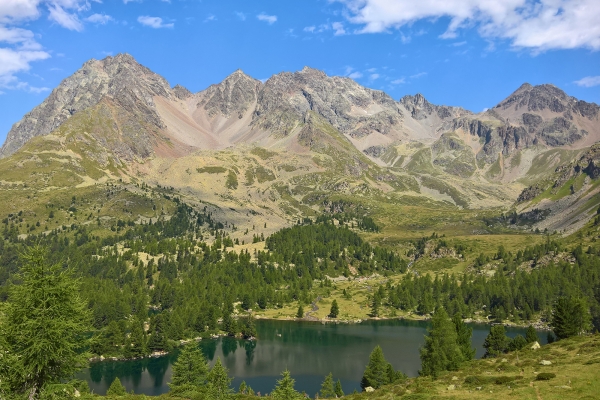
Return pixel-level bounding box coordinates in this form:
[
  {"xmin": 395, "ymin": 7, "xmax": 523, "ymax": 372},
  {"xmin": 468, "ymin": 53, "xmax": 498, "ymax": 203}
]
[
  {"xmin": 169, "ymin": 343, "xmax": 208, "ymax": 393},
  {"xmin": 361, "ymin": 345, "xmax": 403, "ymax": 390},
  {"xmin": 196, "ymin": 166, "xmax": 227, "ymax": 174},
  {"xmin": 319, "ymin": 373, "xmax": 336, "ymax": 398},
  {"xmin": 526, "ymin": 325, "xmax": 538, "ymax": 343},
  {"xmin": 206, "ymin": 358, "xmax": 233, "ymax": 400},
  {"xmin": 536, "ymin": 372, "xmax": 556, "ymax": 381},
  {"xmin": 334, "ymin": 379, "xmax": 344, "ymax": 397},
  {"xmin": 452, "ymin": 313, "xmax": 475, "ymax": 361},
  {"xmin": 270, "ymin": 370, "xmax": 303, "ymax": 400},
  {"xmin": 240, "ymin": 316, "xmax": 257, "ymax": 339},
  {"xmin": 0, "ymin": 246, "xmax": 92, "ymax": 399},
  {"xmin": 329, "ymin": 299, "xmax": 339, "ymax": 318},
  {"xmin": 106, "ymin": 377, "xmax": 127, "ymax": 397},
  {"xmin": 225, "ymin": 170, "xmax": 238, "ymax": 190},
  {"xmin": 420, "ymin": 307, "xmax": 464, "ymax": 378},
  {"xmin": 296, "ymin": 304, "xmax": 304, "ymax": 318},
  {"xmin": 483, "ymin": 325, "xmax": 509, "ymax": 358},
  {"xmin": 552, "ymin": 297, "xmax": 591, "ymax": 340},
  {"xmin": 507, "ymin": 334, "xmax": 528, "ymax": 352}
]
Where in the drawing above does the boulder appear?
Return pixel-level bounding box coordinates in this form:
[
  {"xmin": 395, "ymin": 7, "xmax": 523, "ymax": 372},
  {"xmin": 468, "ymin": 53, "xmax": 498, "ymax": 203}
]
[
  {"xmin": 539, "ymin": 360, "xmax": 552, "ymax": 365},
  {"xmin": 365, "ymin": 386, "xmax": 375, "ymax": 393},
  {"xmin": 531, "ymin": 341, "xmax": 541, "ymax": 350}
]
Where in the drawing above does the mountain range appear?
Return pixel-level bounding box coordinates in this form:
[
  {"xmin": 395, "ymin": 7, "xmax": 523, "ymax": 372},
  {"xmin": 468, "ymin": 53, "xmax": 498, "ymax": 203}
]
[{"xmin": 1, "ymin": 53, "xmax": 599, "ymax": 236}]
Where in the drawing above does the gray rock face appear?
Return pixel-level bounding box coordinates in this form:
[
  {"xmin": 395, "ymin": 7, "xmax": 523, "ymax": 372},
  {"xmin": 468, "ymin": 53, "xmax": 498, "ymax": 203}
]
[
  {"xmin": 195, "ymin": 70, "xmax": 262, "ymax": 119},
  {"xmin": 400, "ymin": 93, "xmax": 467, "ymax": 122},
  {"xmin": 0, "ymin": 53, "xmax": 173, "ymax": 158},
  {"xmin": 252, "ymin": 67, "xmax": 403, "ymax": 138}
]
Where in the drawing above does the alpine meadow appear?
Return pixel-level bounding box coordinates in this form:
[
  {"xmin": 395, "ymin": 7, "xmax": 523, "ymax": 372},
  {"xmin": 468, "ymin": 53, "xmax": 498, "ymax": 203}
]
[{"xmin": 1, "ymin": 0, "xmax": 600, "ymax": 399}]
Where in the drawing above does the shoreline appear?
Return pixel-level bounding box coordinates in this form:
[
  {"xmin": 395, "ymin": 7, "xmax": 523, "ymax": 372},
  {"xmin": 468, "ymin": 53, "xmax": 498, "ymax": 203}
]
[{"xmin": 89, "ymin": 314, "xmax": 550, "ymax": 363}]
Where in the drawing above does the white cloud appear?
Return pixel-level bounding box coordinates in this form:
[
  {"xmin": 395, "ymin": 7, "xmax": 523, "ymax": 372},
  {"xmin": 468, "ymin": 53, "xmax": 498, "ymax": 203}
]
[
  {"xmin": 235, "ymin": 12, "xmax": 246, "ymax": 21},
  {"xmin": 138, "ymin": 15, "xmax": 173, "ymax": 29},
  {"xmin": 332, "ymin": 21, "xmax": 346, "ymax": 35},
  {"xmin": 452, "ymin": 41, "xmax": 467, "ymax": 47},
  {"xmin": 574, "ymin": 76, "xmax": 600, "ymax": 87},
  {"xmin": 391, "ymin": 78, "xmax": 405, "ymax": 84},
  {"xmin": 0, "ymin": 47, "xmax": 50, "ymax": 91},
  {"xmin": 304, "ymin": 25, "xmax": 316, "ymax": 33},
  {"xmin": 257, "ymin": 13, "xmax": 277, "ymax": 24},
  {"xmin": 204, "ymin": 14, "xmax": 216, "ymax": 23},
  {"xmin": 410, "ymin": 72, "xmax": 427, "ymax": 79},
  {"xmin": 85, "ymin": 13, "xmax": 113, "ymax": 25},
  {"xmin": 334, "ymin": 0, "xmax": 600, "ymax": 51},
  {"xmin": 348, "ymin": 71, "xmax": 363, "ymax": 79},
  {"xmin": 369, "ymin": 73, "xmax": 380, "ymax": 80},
  {"xmin": 47, "ymin": 4, "xmax": 82, "ymax": 31}
]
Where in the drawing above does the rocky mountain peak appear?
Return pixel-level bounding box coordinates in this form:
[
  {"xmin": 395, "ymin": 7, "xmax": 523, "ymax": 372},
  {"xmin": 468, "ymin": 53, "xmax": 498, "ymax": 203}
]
[
  {"xmin": 195, "ymin": 70, "xmax": 262, "ymax": 119},
  {"xmin": 0, "ymin": 53, "xmax": 174, "ymax": 158}
]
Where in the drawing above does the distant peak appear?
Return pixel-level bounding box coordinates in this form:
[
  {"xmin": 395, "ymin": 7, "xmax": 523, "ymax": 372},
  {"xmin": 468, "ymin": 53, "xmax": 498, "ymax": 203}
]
[
  {"xmin": 223, "ymin": 69, "xmax": 259, "ymax": 83},
  {"xmin": 299, "ymin": 66, "xmax": 326, "ymax": 76},
  {"xmin": 517, "ymin": 82, "xmax": 533, "ymax": 90}
]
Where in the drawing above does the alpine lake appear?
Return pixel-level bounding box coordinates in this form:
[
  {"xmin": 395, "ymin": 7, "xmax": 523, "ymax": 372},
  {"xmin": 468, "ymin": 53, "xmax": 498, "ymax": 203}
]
[{"xmin": 78, "ymin": 319, "xmax": 547, "ymax": 397}]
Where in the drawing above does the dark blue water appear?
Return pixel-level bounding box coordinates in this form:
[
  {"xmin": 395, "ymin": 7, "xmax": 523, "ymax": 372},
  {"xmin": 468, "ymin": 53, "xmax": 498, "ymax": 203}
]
[{"xmin": 78, "ymin": 319, "xmax": 547, "ymax": 397}]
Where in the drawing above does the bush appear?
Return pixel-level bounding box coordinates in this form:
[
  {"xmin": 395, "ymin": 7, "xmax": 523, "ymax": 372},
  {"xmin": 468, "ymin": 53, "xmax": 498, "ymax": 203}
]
[
  {"xmin": 535, "ymin": 373, "xmax": 556, "ymax": 381},
  {"xmin": 464, "ymin": 376, "xmax": 492, "ymax": 385},
  {"xmin": 494, "ymin": 376, "xmax": 517, "ymax": 385}
]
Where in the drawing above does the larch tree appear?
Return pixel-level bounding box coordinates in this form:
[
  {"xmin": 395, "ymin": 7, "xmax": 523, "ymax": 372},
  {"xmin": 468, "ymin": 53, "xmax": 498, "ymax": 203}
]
[
  {"xmin": 419, "ymin": 307, "xmax": 463, "ymax": 378},
  {"xmin": 0, "ymin": 246, "xmax": 92, "ymax": 399},
  {"xmin": 169, "ymin": 343, "xmax": 209, "ymax": 394}
]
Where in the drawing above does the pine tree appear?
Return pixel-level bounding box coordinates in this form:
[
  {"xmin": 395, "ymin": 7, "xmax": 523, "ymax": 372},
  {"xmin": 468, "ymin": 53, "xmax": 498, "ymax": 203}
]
[
  {"xmin": 361, "ymin": 345, "xmax": 394, "ymax": 390},
  {"xmin": 206, "ymin": 358, "xmax": 233, "ymax": 400},
  {"xmin": 419, "ymin": 307, "xmax": 463, "ymax": 378},
  {"xmin": 525, "ymin": 325, "xmax": 538, "ymax": 343},
  {"xmin": 334, "ymin": 379, "xmax": 344, "ymax": 397},
  {"xmin": 107, "ymin": 377, "xmax": 127, "ymax": 396},
  {"xmin": 329, "ymin": 299, "xmax": 339, "ymax": 318},
  {"xmin": 452, "ymin": 313, "xmax": 475, "ymax": 361},
  {"xmin": 169, "ymin": 343, "xmax": 208, "ymax": 393},
  {"xmin": 483, "ymin": 325, "xmax": 509, "ymax": 357},
  {"xmin": 296, "ymin": 304, "xmax": 304, "ymax": 318},
  {"xmin": 551, "ymin": 297, "xmax": 591, "ymax": 340},
  {"xmin": 319, "ymin": 373, "xmax": 336, "ymax": 398},
  {"xmin": 0, "ymin": 246, "xmax": 92, "ymax": 399},
  {"xmin": 271, "ymin": 370, "xmax": 303, "ymax": 400}
]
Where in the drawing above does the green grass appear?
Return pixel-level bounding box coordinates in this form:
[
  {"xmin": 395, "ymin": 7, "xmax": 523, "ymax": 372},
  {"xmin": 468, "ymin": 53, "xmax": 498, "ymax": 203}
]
[{"xmin": 196, "ymin": 166, "xmax": 227, "ymax": 174}]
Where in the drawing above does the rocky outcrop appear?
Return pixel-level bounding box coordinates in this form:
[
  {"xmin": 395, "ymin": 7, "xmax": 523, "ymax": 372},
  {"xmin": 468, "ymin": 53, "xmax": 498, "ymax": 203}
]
[
  {"xmin": 252, "ymin": 67, "xmax": 403, "ymax": 138},
  {"xmin": 195, "ymin": 70, "xmax": 262, "ymax": 119},
  {"xmin": 0, "ymin": 53, "xmax": 174, "ymax": 158}
]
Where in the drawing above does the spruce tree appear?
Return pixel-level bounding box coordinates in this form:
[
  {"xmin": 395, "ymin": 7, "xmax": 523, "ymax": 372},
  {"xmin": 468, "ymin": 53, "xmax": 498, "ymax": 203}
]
[
  {"xmin": 551, "ymin": 297, "xmax": 591, "ymax": 340},
  {"xmin": 319, "ymin": 373, "xmax": 336, "ymax": 398},
  {"xmin": 169, "ymin": 343, "xmax": 208, "ymax": 393},
  {"xmin": 419, "ymin": 307, "xmax": 463, "ymax": 378},
  {"xmin": 329, "ymin": 300, "xmax": 339, "ymax": 318},
  {"xmin": 0, "ymin": 246, "xmax": 92, "ymax": 399},
  {"xmin": 271, "ymin": 370, "xmax": 303, "ymax": 400},
  {"xmin": 107, "ymin": 377, "xmax": 127, "ymax": 396},
  {"xmin": 296, "ymin": 304, "xmax": 304, "ymax": 318},
  {"xmin": 206, "ymin": 358, "xmax": 233, "ymax": 400},
  {"xmin": 483, "ymin": 325, "xmax": 509, "ymax": 357},
  {"xmin": 334, "ymin": 379, "xmax": 344, "ymax": 397},
  {"xmin": 452, "ymin": 313, "xmax": 475, "ymax": 361},
  {"xmin": 361, "ymin": 345, "xmax": 393, "ymax": 389},
  {"xmin": 525, "ymin": 325, "xmax": 538, "ymax": 343}
]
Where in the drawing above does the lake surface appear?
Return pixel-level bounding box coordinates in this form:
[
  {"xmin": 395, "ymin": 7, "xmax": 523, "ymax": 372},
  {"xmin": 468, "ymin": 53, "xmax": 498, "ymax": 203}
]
[{"xmin": 78, "ymin": 319, "xmax": 547, "ymax": 397}]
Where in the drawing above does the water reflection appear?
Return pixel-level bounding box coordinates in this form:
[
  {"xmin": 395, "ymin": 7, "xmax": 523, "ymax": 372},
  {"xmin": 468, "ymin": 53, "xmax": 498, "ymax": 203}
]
[{"xmin": 78, "ymin": 319, "xmax": 547, "ymax": 397}]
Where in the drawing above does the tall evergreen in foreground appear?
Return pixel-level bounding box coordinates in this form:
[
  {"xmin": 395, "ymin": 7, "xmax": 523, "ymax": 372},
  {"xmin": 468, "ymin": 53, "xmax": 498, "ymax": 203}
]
[
  {"xmin": 319, "ymin": 373, "xmax": 336, "ymax": 398},
  {"xmin": 361, "ymin": 345, "xmax": 405, "ymax": 390},
  {"xmin": 551, "ymin": 297, "xmax": 591, "ymax": 340},
  {"xmin": 452, "ymin": 313, "xmax": 475, "ymax": 361},
  {"xmin": 270, "ymin": 370, "xmax": 303, "ymax": 400},
  {"xmin": 483, "ymin": 325, "xmax": 509, "ymax": 357},
  {"xmin": 0, "ymin": 246, "xmax": 92, "ymax": 399},
  {"xmin": 419, "ymin": 307, "xmax": 464, "ymax": 378},
  {"xmin": 169, "ymin": 343, "xmax": 208, "ymax": 394}
]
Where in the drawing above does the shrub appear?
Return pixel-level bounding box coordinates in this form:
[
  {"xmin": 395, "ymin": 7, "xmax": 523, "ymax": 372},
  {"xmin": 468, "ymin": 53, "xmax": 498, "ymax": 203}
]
[
  {"xmin": 535, "ymin": 373, "xmax": 556, "ymax": 381},
  {"xmin": 494, "ymin": 376, "xmax": 517, "ymax": 385}
]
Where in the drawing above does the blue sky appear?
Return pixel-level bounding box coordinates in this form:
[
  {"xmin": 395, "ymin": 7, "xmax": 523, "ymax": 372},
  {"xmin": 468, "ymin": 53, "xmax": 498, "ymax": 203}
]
[{"xmin": 1, "ymin": 0, "xmax": 599, "ymax": 145}]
